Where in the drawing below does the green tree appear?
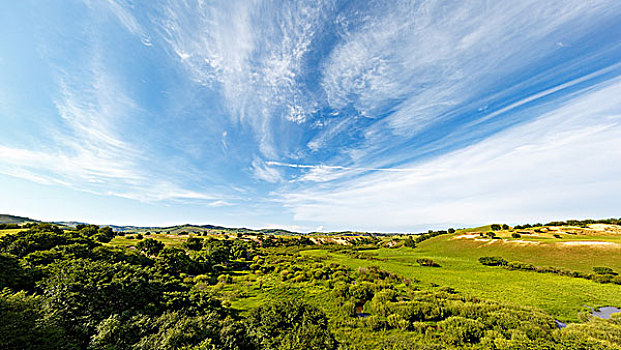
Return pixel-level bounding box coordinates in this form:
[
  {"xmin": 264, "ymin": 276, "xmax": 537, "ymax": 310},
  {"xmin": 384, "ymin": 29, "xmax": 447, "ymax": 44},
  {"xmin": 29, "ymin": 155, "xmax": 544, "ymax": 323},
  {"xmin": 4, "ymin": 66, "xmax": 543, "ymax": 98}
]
[
  {"xmin": 246, "ymin": 299, "xmax": 338, "ymax": 350},
  {"xmin": 156, "ymin": 248, "xmax": 194, "ymax": 274},
  {"xmin": 136, "ymin": 238, "xmax": 165, "ymax": 256},
  {"xmin": 183, "ymin": 237, "xmax": 203, "ymax": 251},
  {"xmin": 0, "ymin": 290, "xmax": 66, "ymax": 350},
  {"xmin": 0, "ymin": 254, "xmax": 32, "ymax": 291}
]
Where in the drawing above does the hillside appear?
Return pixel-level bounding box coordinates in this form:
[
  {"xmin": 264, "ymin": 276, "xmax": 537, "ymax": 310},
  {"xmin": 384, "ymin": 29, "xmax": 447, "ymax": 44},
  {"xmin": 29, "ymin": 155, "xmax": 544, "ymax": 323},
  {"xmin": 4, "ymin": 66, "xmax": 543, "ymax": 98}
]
[{"xmin": 0, "ymin": 214, "xmax": 39, "ymax": 224}]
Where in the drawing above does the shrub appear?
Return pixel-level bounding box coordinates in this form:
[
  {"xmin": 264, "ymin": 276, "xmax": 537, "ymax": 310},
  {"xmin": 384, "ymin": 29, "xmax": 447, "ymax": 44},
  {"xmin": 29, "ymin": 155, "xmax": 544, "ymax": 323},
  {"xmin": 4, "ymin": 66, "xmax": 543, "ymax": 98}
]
[
  {"xmin": 438, "ymin": 316, "xmax": 485, "ymax": 344},
  {"xmin": 417, "ymin": 258, "xmax": 440, "ymax": 267},
  {"xmin": 403, "ymin": 236, "xmax": 416, "ymax": 248},
  {"xmin": 507, "ymin": 261, "xmax": 535, "ymax": 270},
  {"xmin": 136, "ymin": 238, "xmax": 165, "ymax": 256},
  {"xmin": 478, "ymin": 257, "xmax": 507, "ymax": 266},
  {"xmin": 246, "ymin": 300, "xmax": 338, "ymax": 350},
  {"xmin": 365, "ymin": 315, "xmax": 386, "ymax": 331},
  {"xmin": 511, "ymin": 233, "xmax": 521, "ymax": 238},
  {"xmin": 593, "ymin": 266, "xmax": 616, "ymax": 275}
]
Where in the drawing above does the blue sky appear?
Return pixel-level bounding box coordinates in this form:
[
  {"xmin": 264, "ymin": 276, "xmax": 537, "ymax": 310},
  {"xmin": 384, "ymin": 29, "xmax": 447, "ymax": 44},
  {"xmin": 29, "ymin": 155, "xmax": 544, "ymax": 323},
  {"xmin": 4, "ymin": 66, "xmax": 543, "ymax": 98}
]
[{"xmin": 1, "ymin": 1, "xmax": 621, "ymax": 232}]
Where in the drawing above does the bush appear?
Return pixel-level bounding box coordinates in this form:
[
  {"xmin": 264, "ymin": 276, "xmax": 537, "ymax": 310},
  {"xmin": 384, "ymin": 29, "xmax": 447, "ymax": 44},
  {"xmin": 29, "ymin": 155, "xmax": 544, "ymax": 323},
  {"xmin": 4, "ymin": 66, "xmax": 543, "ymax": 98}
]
[
  {"xmin": 478, "ymin": 257, "xmax": 507, "ymax": 266},
  {"xmin": 403, "ymin": 236, "xmax": 416, "ymax": 248},
  {"xmin": 136, "ymin": 238, "xmax": 165, "ymax": 256},
  {"xmin": 593, "ymin": 266, "xmax": 616, "ymax": 275},
  {"xmin": 507, "ymin": 261, "xmax": 535, "ymax": 270},
  {"xmin": 246, "ymin": 299, "xmax": 338, "ymax": 350},
  {"xmin": 511, "ymin": 233, "xmax": 521, "ymax": 238},
  {"xmin": 438, "ymin": 316, "xmax": 485, "ymax": 344},
  {"xmin": 417, "ymin": 258, "xmax": 440, "ymax": 267}
]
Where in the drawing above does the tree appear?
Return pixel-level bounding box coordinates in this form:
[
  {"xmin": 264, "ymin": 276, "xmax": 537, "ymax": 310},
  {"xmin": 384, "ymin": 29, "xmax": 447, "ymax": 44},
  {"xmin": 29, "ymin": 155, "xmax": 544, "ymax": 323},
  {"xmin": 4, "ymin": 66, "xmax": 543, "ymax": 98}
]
[
  {"xmin": 448, "ymin": 228, "xmax": 455, "ymax": 234},
  {"xmin": 403, "ymin": 236, "xmax": 416, "ymax": 248},
  {"xmin": 490, "ymin": 224, "xmax": 502, "ymax": 231},
  {"xmin": 0, "ymin": 290, "xmax": 66, "ymax": 350},
  {"xmin": 79, "ymin": 225, "xmax": 100, "ymax": 237},
  {"xmin": 39, "ymin": 259, "xmax": 174, "ymax": 347},
  {"xmin": 93, "ymin": 226, "xmax": 115, "ymax": 243},
  {"xmin": 246, "ymin": 299, "xmax": 338, "ymax": 350},
  {"xmin": 156, "ymin": 248, "xmax": 194, "ymax": 274},
  {"xmin": 485, "ymin": 231, "xmax": 496, "ymax": 238},
  {"xmin": 230, "ymin": 240, "xmax": 248, "ymax": 260},
  {"xmin": 136, "ymin": 238, "xmax": 165, "ymax": 256},
  {"xmin": 183, "ymin": 237, "xmax": 203, "ymax": 251},
  {"xmin": 0, "ymin": 253, "xmax": 32, "ymax": 291}
]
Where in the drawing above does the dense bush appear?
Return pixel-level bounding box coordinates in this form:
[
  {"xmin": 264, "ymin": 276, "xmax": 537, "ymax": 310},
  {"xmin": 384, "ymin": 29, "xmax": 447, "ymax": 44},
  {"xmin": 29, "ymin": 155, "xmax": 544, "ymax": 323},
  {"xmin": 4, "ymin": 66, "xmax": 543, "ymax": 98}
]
[
  {"xmin": 246, "ymin": 300, "xmax": 338, "ymax": 350},
  {"xmin": 478, "ymin": 256, "xmax": 508, "ymax": 266}
]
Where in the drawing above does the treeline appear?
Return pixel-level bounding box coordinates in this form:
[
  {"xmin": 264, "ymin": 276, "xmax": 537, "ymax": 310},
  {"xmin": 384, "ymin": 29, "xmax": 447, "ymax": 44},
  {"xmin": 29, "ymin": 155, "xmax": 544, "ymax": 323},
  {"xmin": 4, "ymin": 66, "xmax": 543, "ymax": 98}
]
[
  {"xmin": 515, "ymin": 217, "xmax": 621, "ymax": 229},
  {"xmin": 479, "ymin": 256, "xmax": 621, "ymax": 285}
]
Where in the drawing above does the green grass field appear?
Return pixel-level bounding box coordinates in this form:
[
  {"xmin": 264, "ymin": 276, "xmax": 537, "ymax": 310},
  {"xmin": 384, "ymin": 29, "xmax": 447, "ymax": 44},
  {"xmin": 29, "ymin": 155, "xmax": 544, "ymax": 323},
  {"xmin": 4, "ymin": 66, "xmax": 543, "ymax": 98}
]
[
  {"xmin": 0, "ymin": 228, "xmax": 24, "ymax": 236},
  {"xmin": 303, "ymin": 234, "xmax": 621, "ymax": 322}
]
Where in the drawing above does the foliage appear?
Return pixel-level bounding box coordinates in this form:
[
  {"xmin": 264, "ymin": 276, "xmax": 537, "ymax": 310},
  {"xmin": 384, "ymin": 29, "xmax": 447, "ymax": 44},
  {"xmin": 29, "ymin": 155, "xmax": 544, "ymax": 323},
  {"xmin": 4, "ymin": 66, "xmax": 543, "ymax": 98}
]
[
  {"xmin": 478, "ymin": 256, "xmax": 508, "ymax": 266},
  {"xmin": 246, "ymin": 299, "xmax": 338, "ymax": 350},
  {"xmin": 137, "ymin": 238, "xmax": 165, "ymax": 256}
]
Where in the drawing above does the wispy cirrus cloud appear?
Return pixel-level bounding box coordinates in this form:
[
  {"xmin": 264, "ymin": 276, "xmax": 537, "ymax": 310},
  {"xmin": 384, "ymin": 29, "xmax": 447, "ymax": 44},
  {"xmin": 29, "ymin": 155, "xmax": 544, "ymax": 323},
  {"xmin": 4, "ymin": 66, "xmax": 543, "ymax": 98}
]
[
  {"xmin": 279, "ymin": 78, "xmax": 621, "ymax": 231},
  {"xmin": 157, "ymin": 0, "xmax": 335, "ymax": 157}
]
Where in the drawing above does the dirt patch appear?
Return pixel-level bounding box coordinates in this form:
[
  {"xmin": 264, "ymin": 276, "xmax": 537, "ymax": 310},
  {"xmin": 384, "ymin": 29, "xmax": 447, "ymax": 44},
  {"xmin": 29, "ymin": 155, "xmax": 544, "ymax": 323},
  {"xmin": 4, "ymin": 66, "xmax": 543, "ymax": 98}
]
[
  {"xmin": 453, "ymin": 234, "xmax": 481, "ymax": 239},
  {"xmin": 559, "ymin": 241, "xmax": 619, "ymax": 247}
]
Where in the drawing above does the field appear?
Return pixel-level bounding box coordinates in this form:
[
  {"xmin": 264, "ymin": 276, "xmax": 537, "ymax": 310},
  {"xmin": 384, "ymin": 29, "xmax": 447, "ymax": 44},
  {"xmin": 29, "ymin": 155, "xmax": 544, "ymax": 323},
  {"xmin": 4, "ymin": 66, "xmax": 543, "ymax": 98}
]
[
  {"xmin": 303, "ymin": 227, "xmax": 621, "ymax": 322},
  {"xmin": 88, "ymin": 224, "xmax": 621, "ymax": 323}
]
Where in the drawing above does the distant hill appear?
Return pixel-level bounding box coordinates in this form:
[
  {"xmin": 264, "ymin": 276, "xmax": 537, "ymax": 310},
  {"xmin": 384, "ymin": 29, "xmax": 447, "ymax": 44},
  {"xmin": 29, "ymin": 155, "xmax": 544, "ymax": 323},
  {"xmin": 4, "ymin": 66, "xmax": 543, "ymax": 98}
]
[
  {"xmin": 0, "ymin": 214, "xmax": 39, "ymax": 224},
  {"xmin": 53, "ymin": 221, "xmax": 90, "ymax": 228}
]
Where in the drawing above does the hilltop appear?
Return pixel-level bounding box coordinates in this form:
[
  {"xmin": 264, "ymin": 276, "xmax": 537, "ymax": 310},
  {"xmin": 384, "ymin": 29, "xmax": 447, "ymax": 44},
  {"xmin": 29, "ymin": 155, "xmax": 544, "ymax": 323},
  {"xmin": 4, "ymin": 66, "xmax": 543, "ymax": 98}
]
[{"xmin": 0, "ymin": 214, "xmax": 39, "ymax": 224}]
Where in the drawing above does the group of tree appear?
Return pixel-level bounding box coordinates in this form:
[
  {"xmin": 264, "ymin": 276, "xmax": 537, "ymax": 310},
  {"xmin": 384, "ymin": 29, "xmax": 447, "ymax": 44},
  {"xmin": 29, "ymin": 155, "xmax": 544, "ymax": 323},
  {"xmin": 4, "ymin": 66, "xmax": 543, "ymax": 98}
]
[{"xmin": 0, "ymin": 223, "xmax": 339, "ymax": 350}]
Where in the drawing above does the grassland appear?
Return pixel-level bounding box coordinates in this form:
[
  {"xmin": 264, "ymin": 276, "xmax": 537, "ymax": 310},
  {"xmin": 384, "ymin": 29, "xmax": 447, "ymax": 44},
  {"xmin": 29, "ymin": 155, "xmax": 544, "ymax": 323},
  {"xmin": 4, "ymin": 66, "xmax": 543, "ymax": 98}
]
[
  {"xmin": 302, "ymin": 230, "xmax": 621, "ymax": 323},
  {"xmin": 5, "ymin": 222, "xmax": 620, "ymax": 324},
  {"xmin": 0, "ymin": 228, "xmax": 25, "ymax": 236}
]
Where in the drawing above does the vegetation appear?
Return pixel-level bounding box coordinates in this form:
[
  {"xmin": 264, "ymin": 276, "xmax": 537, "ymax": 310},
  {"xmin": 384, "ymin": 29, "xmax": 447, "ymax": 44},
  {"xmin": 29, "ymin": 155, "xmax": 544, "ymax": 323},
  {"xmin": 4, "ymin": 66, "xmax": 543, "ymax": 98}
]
[
  {"xmin": 0, "ymin": 219, "xmax": 620, "ymax": 349},
  {"xmin": 480, "ymin": 257, "xmax": 621, "ymax": 285}
]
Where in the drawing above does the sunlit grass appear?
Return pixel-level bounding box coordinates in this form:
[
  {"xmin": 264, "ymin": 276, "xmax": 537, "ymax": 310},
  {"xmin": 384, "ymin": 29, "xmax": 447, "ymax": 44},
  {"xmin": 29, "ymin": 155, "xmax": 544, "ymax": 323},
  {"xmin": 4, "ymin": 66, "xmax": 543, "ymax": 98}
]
[{"xmin": 303, "ymin": 236, "xmax": 621, "ymax": 322}]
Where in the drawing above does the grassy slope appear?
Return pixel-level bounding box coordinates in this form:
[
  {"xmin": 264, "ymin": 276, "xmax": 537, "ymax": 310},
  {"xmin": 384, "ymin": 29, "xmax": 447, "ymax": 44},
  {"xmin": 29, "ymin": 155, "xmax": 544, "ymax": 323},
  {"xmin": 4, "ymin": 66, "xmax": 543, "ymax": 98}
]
[
  {"xmin": 0, "ymin": 214, "xmax": 37, "ymax": 224},
  {"xmin": 304, "ymin": 234, "xmax": 621, "ymax": 322}
]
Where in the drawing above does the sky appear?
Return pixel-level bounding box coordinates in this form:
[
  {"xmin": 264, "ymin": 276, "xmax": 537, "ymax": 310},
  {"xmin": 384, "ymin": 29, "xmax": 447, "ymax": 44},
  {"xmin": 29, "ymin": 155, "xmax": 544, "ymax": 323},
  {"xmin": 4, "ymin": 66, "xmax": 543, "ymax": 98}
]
[{"xmin": 1, "ymin": 0, "xmax": 621, "ymax": 232}]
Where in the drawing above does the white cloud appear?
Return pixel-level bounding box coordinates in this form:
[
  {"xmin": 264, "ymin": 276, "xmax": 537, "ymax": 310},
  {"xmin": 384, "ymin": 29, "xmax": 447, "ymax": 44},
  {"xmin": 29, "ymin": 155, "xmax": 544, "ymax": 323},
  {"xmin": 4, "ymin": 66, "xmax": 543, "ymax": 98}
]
[
  {"xmin": 208, "ymin": 200, "xmax": 234, "ymax": 207},
  {"xmin": 279, "ymin": 78, "xmax": 621, "ymax": 231},
  {"xmin": 83, "ymin": 0, "xmax": 152, "ymax": 45},
  {"xmin": 251, "ymin": 158, "xmax": 282, "ymax": 183},
  {"xmin": 319, "ymin": 0, "xmax": 621, "ymax": 154},
  {"xmin": 157, "ymin": 0, "xmax": 334, "ymax": 157}
]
